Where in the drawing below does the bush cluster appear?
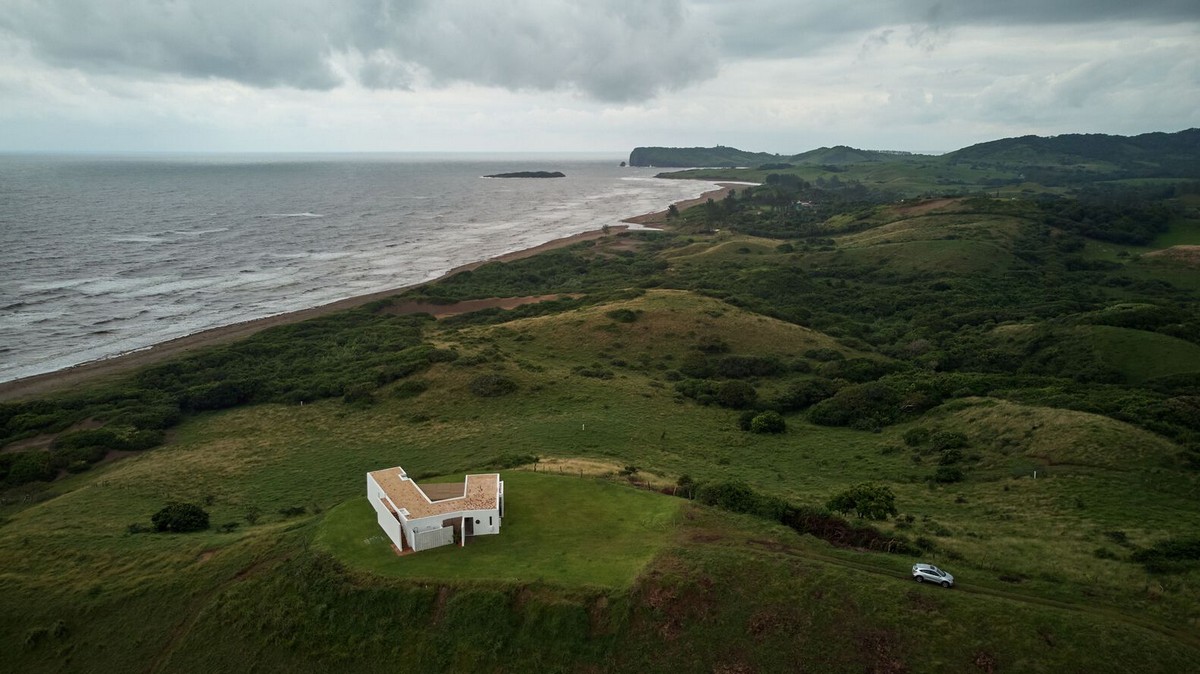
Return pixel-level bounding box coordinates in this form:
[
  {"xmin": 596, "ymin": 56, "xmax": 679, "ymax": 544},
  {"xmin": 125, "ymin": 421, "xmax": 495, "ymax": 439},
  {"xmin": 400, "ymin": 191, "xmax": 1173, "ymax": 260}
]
[{"xmin": 151, "ymin": 502, "xmax": 210, "ymax": 533}]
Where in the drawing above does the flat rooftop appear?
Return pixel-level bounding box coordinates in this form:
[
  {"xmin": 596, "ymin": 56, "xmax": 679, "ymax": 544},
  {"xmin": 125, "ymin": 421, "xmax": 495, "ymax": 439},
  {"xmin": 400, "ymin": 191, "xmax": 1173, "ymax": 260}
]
[{"xmin": 369, "ymin": 466, "xmax": 501, "ymax": 520}]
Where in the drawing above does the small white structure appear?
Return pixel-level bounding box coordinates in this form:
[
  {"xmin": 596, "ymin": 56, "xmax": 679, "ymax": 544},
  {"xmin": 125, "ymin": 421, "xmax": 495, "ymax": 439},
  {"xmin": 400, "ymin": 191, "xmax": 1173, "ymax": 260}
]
[{"xmin": 366, "ymin": 465, "xmax": 504, "ymax": 553}]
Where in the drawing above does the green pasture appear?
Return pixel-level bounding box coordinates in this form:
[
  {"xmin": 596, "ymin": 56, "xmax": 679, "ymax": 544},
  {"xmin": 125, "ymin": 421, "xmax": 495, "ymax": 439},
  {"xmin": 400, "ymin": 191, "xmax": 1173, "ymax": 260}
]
[{"xmin": 1086, "ymin": 325, "xmax": 1200, "ymax": 383}]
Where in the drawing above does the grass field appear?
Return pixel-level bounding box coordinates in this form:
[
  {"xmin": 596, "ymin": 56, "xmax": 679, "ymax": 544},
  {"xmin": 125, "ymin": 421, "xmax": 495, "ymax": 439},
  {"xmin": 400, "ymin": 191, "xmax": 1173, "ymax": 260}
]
[
  {"xmin": 1086, "ymin": 325, "xmax": 1200, "ymax": 383},
  {"xmin": 315, "ymin": 471, "xmax": 682, "ymax": 587}
]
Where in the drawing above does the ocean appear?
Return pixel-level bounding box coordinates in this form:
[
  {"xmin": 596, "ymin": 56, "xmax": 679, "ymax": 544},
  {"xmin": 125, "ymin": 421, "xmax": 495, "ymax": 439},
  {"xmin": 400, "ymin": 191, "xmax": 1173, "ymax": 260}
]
[{"xmin": 0, "ymin": 154, "xmax": 719, "ymax": 383}]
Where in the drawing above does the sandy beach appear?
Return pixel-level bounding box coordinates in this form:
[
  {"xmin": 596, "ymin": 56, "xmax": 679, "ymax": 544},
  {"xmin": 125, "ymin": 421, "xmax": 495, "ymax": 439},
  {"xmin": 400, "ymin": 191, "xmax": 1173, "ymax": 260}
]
[{"xmin": 0, "ymin": 183, "xmax": 742, "ymax": 402}]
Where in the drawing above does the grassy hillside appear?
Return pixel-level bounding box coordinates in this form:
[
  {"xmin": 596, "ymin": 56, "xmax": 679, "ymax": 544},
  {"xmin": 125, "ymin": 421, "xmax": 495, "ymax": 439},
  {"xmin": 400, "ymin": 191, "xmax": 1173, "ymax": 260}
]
[{"xmin": 3, "ymin": 145, "xmax": 1200, "ymax": 671}]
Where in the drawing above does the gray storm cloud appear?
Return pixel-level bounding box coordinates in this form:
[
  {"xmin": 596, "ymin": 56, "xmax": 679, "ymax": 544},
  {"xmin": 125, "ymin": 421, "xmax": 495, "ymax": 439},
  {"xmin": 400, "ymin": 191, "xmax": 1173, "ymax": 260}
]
[
  {"xmin": 0, "ymin": 0, "xmax": 718, "ymax": 101},
  {"xmin": 699, "ymin": 0, "xmax": 1200, "ymax": 58}
]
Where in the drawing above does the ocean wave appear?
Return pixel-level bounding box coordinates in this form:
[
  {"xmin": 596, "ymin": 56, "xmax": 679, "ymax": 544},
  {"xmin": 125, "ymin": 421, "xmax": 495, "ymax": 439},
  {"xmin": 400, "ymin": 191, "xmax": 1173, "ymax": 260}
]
[
  {"xmin": 112, "ymin": 234, "xmax": 169, "ymax": 244},
  {"xmin": 258, "ymin": 212, "xmax": 325, "ymax": 218},
  {"xmin": 172, "ymin": 227, "xmax": 231, "ymax": 237}
]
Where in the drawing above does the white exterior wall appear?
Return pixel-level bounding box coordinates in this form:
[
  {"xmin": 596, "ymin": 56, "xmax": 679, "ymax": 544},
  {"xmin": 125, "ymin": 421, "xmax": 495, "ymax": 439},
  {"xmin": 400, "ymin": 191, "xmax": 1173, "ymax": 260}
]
[
  {"xmin": 366, "ymin": 473, "xmax": 408, "ymax": 550},
  {"xmin": 412, "ymin": 525, "xmax": 455, "ymax": 551},
  {"xmin": 458, "ymin": 507, "xmax": 502, "ymax": 535}
]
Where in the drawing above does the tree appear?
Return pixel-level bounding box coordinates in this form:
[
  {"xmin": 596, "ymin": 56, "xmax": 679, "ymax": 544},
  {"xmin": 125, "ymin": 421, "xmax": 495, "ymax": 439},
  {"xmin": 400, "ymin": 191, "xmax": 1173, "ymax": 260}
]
[
  {"xmin": 152, "ymin": 502, "xmax": 210, "ymax": 533},
  {"xmin": 666, "ymin": 204, "xmax": 679, "ymax": 219},
  {"xmin": 826, "ymin": 483, "xmax": 898, "ymax": 520}
]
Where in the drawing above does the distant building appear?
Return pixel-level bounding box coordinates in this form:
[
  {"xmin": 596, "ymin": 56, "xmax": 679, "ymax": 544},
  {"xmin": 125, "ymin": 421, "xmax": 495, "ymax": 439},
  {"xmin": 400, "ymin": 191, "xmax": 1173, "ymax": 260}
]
[{"xmin": 366, "ymin": 466, "xmax": 504, "ymax": 553}]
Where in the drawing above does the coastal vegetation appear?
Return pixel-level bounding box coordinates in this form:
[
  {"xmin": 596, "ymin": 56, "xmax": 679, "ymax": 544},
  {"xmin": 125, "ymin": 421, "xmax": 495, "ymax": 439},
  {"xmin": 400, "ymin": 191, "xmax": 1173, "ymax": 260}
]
[{"xmin": 2, "ymin": 129, "xmax": 1200, "ymax": 672}]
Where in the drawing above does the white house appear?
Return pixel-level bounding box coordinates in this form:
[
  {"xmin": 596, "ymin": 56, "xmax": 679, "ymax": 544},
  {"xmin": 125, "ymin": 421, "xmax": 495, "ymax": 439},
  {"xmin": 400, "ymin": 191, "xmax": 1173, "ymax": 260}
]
[{"xmin": 366, "ymin": 465, "xmax": 504, "ymax": 553}]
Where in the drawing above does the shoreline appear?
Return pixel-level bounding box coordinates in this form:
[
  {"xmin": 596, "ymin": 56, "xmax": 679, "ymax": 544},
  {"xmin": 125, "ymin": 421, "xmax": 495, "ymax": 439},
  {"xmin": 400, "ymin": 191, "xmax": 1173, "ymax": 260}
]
[{"xmin": 0, "ymin": 182, "xmax": 742, "ymax": 402}]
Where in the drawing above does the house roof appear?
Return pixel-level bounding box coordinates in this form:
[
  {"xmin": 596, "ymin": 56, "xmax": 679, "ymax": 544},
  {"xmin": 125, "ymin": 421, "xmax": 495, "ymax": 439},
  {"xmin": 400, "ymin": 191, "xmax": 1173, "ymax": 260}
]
[{"xmin": 369, "ymin": 466, "xmax": 500, "ymax": 520}]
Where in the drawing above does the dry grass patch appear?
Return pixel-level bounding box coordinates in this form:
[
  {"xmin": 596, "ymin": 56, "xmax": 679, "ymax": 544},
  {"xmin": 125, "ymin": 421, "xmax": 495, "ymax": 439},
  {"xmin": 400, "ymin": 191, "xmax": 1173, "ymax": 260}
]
[
  {"xmin": 1144, "ymin": 245, "xmax": 1200, "ymax": 267},
  {"xmin": 461, "ymin": 289, "xmax": 855, "ymax": 361},
  {"xmin": 514, "ymin": 456, "xmax": 628, "ymax": 477}
]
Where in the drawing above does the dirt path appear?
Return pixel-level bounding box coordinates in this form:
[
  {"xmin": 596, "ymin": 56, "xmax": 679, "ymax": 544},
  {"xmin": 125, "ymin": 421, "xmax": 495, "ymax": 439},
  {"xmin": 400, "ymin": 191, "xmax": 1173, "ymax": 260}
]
[{"xmin": 744, "ymin": 540, "xmax": 1200, "ymax": 653}]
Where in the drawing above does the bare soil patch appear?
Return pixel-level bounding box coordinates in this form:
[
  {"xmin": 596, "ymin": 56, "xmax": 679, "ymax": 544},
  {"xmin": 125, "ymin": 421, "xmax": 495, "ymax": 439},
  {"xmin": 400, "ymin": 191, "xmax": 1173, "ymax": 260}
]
[
  {"xmin": 893, "ymin": 197, "xmax": 961, "ymax": 217},
  {"xmin": 2, "ymin": 418, "xmax": 104, "ymax": 453},
  {"xmin": 1145, "ymin": 245, "xmax": 1200, "ymax": 266}
]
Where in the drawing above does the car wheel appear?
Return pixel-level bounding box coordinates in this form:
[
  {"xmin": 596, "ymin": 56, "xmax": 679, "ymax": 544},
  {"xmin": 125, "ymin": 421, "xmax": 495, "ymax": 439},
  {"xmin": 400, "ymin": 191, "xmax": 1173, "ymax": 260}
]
[
  {"xmin": 941, "ymin": 581, "xmax": 950, "ymax": 588},
  {"xmin": 915, "ymin": 575, "xmax": 924, "ymax": 583}
]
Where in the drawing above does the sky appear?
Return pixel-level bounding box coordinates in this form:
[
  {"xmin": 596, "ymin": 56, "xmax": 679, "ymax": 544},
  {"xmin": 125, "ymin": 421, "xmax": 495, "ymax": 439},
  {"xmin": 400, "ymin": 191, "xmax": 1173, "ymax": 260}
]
[{"xmin": 1, "ymin": 0, "xmax": 1198, "ymax": 155}]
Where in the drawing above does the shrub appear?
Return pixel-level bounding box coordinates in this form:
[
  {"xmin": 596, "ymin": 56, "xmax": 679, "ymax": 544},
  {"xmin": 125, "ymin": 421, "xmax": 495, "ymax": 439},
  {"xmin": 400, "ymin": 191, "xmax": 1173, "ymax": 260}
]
[
  {"xmin": 696, "ymin": 481, "xmax": 788, "ymax": 520},
  {"xmin": 711, "ymin": 355, "xmax": 783, "ymax": 379},
  {"xmin": 393, "ymin": 379, "xmax": 429, "ymax": 399},
  {"xmin": 750, "ymin": 411, "xmax": 787, "ymax": 434},
  {"xmin": 1104, "ymin": 530, "xmax": 1131, "ymax": 547},
  {"xmin": 5, "ymin": 453, "xmax": 56, "ymax": 486},
  {"xmin": 151, "ymin": 502, "xmax": 210, "ymax": 533},
  {"xmin": 737, "ymin": 410, "xmax": 757, "ymax": 431},
  {"xmin": 278, "ymin": 506, "xmax": 308, "ymax": 518},
  {"xmin": 1131, "ymin": 537, "xmax": 1200, "ymax": 573},
  {"xmin": 342, "ymin": 383, "xmax": 377, "ymax": 405},
  {"xmin": 773, "ymin": 378, "xmax": 837, "ymax": 411},
  {"xmin": 932, "ymin": 466, "xmax": 965, "ymax": 483},
  {"xmin": 809, "ymin": 382, "xmax": 902, "ymax": 427},
  {"xmin": 903, "ymin": 427, "xmax": 931, "ymax": 447},
  {"xmin": 715, "ymin": 381, "xmax": 758, "ymax": 409},
  {"xmin": 938, "ymin": 448, "xmax": 965, "ymax": 465},
  {"xmin": 675, "ymin": 379, "xmax": 718, "ymax": 404},
  {"xmin": 696, "ymin": 336, "xmax": 730, "ymax": 354},
  {"xmin": 54, "ymin": 428, "xmax": 124, "ymax": 450},
  {"xmin": 573, "ymin": 366, "xmax": 614, "ymax": 379},
  {"xmin": 468, "ymin": 374, "xmax": 518, "ymax": 397},
  {"xmin": 605, "ymin": 308, "xmax": 639, "ymax": 323},
  {"xmin": 826, "ymin": 483, "xmax": 898, "ymax": 521},
  {"xmin": 930, "ymin": 431, "xmax": 969, "ymax": 451},
  {"xmin": 804, "ymin": 348, "xmax": 844, "ymax": 362},
  {"xmin": 676, "ymin": 474, "xmax": 696, "ymax": 498},
  {"xmin": 488, "ymin": 453, "xmax": 538, "ymax": 469}
]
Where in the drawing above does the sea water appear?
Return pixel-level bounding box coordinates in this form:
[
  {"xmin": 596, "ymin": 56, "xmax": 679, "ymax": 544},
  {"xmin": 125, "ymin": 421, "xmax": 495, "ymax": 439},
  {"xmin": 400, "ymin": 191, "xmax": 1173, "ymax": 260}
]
[{"xmin": 0, "ymin": 153, "xmax": 718, "ymax": 383}]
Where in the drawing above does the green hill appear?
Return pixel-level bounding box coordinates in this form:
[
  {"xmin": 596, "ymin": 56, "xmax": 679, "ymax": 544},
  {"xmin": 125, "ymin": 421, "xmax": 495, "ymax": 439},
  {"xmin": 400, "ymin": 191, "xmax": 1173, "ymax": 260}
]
[
  {"xmin": 942, "ymin": 129, "xmax": 1200, "ymax": 181},
  {"xmin": 628, "ymin": 144, "xmax": 919, "ymax": 168},
  {"xmin": 628, "ymin": 145, "xmax": 781, "ymax": 167},
  {"xmin": 790, "ymin": 145, "xmax": 918, "ymax": 165}
]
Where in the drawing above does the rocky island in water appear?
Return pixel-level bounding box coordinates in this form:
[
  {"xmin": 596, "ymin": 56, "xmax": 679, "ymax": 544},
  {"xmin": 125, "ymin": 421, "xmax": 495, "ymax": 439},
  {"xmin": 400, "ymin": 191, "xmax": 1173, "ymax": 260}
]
[{"xmin": 483, "ymin": 171, "xmax": 566, "ymax": 178}]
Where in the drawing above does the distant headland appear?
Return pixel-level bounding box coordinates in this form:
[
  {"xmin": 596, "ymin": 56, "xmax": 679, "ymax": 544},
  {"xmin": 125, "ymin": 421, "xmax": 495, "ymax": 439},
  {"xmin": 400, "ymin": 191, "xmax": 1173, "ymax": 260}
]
[{"xmin": 484, "ymin": 171, "xmax": 566, "ymax": 178}]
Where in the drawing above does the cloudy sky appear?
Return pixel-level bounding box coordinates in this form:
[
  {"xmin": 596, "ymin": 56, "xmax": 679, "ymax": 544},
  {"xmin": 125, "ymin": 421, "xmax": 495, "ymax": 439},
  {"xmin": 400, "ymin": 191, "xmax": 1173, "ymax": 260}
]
[{"xmin": 1, "ymin": 1, "xmax": 1197, "ymax": 154}]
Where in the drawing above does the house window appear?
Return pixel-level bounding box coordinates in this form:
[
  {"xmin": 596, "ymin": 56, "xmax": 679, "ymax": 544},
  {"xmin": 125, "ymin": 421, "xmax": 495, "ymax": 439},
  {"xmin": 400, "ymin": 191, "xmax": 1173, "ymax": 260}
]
[
  {"xmin": 489, "ymin": 517, "xmax": 493, "ymax": 526},
  {"xmin": 475, "ymin": 519, "xmax": 480, "ymax": 525}
]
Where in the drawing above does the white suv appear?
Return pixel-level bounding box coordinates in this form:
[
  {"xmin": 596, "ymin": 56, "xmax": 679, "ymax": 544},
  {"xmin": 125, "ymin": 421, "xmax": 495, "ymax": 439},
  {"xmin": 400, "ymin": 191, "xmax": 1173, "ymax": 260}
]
[{"xmin": 912, "ymin": 563, "xmax": 954, "ymax": 587}]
